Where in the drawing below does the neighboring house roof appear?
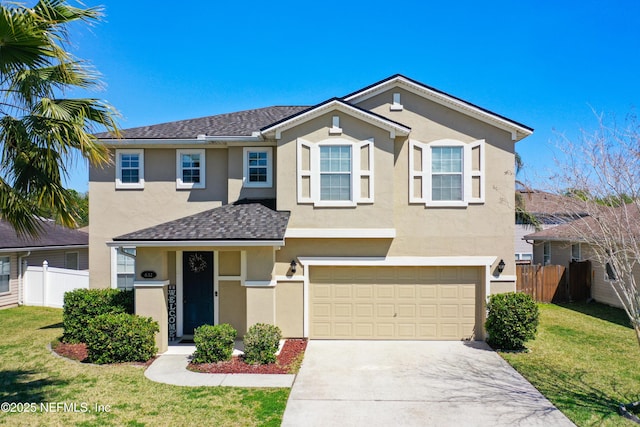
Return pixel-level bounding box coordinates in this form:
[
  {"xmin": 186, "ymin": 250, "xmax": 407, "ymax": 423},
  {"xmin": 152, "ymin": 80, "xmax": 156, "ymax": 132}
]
[
  {"xmin": 96, "ymin": 106, "xmax": 309, "ymax": 139},
  {"xmin": 0, "ymin": 219, "xmax": 88, "ymax": 250},
  {"xmin": 524, "ymin": 203, "xmax": 640, "ymax": 242},
  {"xmin": 518, "ymin": 190, "xmax": 588, "ymax": 225},
  {"xmin": 113, "ymin": 202, "xmax": 290, "ymax": 241},
  {"xmin": 342, "ymin": 74, "xmax": 534, "ymax": 141}
]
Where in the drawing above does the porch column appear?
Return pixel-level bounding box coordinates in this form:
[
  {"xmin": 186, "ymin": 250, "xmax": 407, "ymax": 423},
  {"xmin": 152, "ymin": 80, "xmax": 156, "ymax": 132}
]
[{"xmin": 134, "ymin": 280, "xmax": 170, "ymax": 354}]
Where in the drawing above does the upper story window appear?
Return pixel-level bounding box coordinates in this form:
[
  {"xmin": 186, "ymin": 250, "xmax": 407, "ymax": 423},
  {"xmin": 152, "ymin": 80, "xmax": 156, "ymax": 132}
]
[
  {"xmin": 176, "ymin": 149, "xmax": 205, "ymax": 189},
  {"xmin": 0, "ymin": 256, "xmax": 9, "ymax": 293},
  {"xmin": 320, "ymin": 145, "xmax": 351, "ymax": 201},
  {"xmin": 409, "ymin": 139, "xmax": 484, "ymax": 207},
  {"xmin": 243, "ymin": 147, "xmax": 273, "ymax": 188},
  {"xmin": 431, "ymin": 146, "xmax": 463, "ymax": 201},
  {"xmin": 297, "ymin": 138, "xmax": 374, "ymax": 207},
  {"xmin": 115, "ymin": 149, "xmax": 144, "ymax": 189}
]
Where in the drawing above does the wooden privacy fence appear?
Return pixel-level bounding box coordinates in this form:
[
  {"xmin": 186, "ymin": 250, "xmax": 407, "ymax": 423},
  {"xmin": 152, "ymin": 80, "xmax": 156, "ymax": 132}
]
[{"xmin": 516, "ymin": 264, "xmax": 567, "ymax": 303}]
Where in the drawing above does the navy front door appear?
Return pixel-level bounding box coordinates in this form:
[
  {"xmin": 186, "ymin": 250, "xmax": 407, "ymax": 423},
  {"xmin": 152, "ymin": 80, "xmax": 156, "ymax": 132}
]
[{"xmin": 183, "ymin": 251, "xmax": 214, "ymax": 335}]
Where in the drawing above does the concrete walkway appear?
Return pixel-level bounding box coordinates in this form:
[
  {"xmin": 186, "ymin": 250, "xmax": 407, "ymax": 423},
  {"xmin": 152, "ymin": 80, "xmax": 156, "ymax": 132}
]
[
  {"xmin": 144, "ymin": 344, "xmax": 295, "ymax": 388},
  {"xmin": 282, "ymin": 341, "xmax": 575, "ymax": 427}
]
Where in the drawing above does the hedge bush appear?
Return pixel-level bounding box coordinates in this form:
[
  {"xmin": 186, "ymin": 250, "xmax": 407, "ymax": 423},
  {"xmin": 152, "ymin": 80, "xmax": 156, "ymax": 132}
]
[
  {"xmin": 243, "ymin": 323, "xmax": 282, "ymax": 365},
  {"xmin": 192, "ymin": 324, "xmax": 237, "ymax": 363},
  {"xmin": 85, "ymin": 313, "xmax": 158, "ymax": 364},
  {"xmin": 485, "ymin": 292, "xmax": 539, "ymax": 350},
  {"xmin": 62, "ymin": 288, "xmax": 134, "ymax": 343}
]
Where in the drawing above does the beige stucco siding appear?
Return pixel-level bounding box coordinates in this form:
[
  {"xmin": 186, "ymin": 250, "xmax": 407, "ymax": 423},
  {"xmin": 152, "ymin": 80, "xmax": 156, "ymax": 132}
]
[
  {"xmin": 276, "ymin": 112, "xmax": 396, "ymax": 229},
  {"xmin": 276, "ymin": 280, "xmax": 304, "ymax": 337},
  {"xmin": 89, "ymin": 147, "xmax": 229, "ymax": 288},
  {"xmin": 0, "ymin": 254, "xmax": 18, "ymax": 309},
  {"xmin": 219, "ymin": 280, "xmax": 246, "ymax": 336}
]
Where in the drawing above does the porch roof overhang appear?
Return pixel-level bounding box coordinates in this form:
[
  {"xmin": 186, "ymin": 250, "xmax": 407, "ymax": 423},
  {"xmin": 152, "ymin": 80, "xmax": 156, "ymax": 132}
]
[
  {"xmin": 110, "ymin": 201, "xmax": 290, "ymax": 246},
  {"xmin": 107, "ymin": 239, "xmax": 284, "ymax": 248}
]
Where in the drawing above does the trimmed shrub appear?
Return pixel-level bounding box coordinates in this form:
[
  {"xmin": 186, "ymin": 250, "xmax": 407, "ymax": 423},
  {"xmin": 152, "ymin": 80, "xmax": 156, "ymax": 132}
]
[
  {"xmin": 485, "ymin": 292, "xmax": 539, "ymax": 350},
  {"xmin": 62, "ymin": 288, "xmax": 134, "ymax": 343},
  {"xmin": 192, "ymin": 324, "xmax": 237, "ymax": 363},
  {"xmin": 85, "ymin": 313, "xmax": 158, "ymax": 364},
  {"xmin": 243, "ymin": 323, "xmax": 282, "ymax": 365}
]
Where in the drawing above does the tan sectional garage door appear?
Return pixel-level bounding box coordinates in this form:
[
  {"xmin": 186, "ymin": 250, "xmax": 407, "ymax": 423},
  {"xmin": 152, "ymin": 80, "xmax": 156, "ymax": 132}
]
[{"xmin": 310, "ymin": 266, "xmax": 480, "ymax": 340}]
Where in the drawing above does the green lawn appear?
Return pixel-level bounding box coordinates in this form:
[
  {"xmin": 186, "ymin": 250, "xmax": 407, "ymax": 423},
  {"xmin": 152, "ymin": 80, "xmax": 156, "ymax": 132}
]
[
  {"xmin": 500, "ymin": 302, "xmax": 640, "ymax": 426},
  {"xmin": 0, "ymin": 306, "xmax": 288, "ymax": 426}
]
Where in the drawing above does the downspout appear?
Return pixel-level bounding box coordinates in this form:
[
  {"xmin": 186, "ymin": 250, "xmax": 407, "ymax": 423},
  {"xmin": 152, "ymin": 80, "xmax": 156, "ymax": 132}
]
[{"xmin": 18, "ymin": 251, "xmax": 31, "ymax": 305}]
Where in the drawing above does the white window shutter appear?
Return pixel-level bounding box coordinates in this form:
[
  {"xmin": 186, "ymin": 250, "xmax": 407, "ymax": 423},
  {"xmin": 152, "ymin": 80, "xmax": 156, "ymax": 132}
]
[
  {"xmin": 409, "ymin": 140, "xmax": 427, "ymax": 203},
  {"xmin": 297, "ymin": 139, "xmax": 316, "ymax": 203},
  {"xmin": 355, "ymin": 139, "xmax": 374, "ymax": 203},
  {"xmin": 467, "ymin": 139, "xmax": 485, "ymax": 204}
]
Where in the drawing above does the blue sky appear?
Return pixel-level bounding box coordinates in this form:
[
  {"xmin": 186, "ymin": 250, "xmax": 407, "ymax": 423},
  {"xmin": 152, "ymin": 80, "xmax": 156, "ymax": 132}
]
[{"xmin": 65, "ymin": 0, "xmax": 640, "ymax": 192}]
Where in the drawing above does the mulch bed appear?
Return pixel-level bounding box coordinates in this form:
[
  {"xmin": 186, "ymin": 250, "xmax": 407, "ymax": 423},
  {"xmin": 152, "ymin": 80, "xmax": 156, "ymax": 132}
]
[
  {"xmin": 52, "ymin": 339, "xmax": 307, "ymax": 374},
  {"xmin": 51, "ymin": 341, "xmax": 155, "ymax": 367},
  {"xmin": 188, "ymin": 339, "xmax": 307, "ymax": 374}
]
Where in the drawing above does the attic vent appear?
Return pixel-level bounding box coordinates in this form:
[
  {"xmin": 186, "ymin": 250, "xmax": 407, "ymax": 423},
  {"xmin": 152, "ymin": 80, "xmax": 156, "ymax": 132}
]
[
  {"xmin": 391, "ymin": 92, "xmax": 403, "ymax": 111},
  {"xmin": 329, "ymin": 115, "xmax": 342, "ymax": 135}
]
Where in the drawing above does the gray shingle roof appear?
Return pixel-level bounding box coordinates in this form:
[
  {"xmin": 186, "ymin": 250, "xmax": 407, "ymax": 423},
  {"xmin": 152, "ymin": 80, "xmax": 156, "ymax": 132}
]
[
  {"xmin": 97, "ymin": 106, "xmax": 309, "ymax": 139},
  {"xmin": 0, "ymin": 219, "xmax": 88, "ymax": 250},
  {"xmin": 113, "ymin": 202, "xmax": 290, "ymax": 241}
]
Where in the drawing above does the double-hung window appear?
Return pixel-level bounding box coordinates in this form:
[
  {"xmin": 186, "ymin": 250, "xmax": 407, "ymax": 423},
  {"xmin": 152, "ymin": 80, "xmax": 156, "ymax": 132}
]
[
  {"xmin": 431, "ymin": 146, "xmax": 463, "ymax": 201},
  {"xmin": 297, "ymin": 138, "xmax": 374, "ymax": 206},
  {"xmin": 320, "ymin": 145, "xmax": 351, "ymax": 201},
  {"xmin": 116, "ymin": 248, "xmax": 136, "ymax": 290},
  {"xmin": 176, "ymin": 149, "xmax": 205, "ymax": 189},
  {"xmin": 243, "ymin": 147, "xmax": 273, "ymax": 188},
  {"xmin": 116, "ymin": 149, "xmax": 144, "ymax": 189},
  {"xmin": 0, "ymin": 256, "xmax": 10, "ymax": 293},
  {"xmin": 409, "ymin": 139, "xmax": 484, "ymax": 206}
]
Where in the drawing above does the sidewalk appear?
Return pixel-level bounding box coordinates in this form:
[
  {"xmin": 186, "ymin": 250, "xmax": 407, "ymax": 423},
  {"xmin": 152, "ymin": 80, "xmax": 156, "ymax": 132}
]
[{"xmin": 144, "ymin": 344, "xmax": 295, "ymax": 388}]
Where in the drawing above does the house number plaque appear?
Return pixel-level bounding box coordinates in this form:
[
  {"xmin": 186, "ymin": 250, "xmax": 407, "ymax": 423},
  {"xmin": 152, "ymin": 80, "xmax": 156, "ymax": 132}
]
[{"xmin": 141, "ymin": 270, "xmax": 157, "ymax": 279}]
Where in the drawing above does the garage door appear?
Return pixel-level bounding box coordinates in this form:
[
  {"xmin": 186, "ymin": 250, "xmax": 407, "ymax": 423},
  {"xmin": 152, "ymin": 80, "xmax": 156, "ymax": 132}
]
[{"xmin": 310, "ymin": 266, "xmax": 480, "ymax": 340}]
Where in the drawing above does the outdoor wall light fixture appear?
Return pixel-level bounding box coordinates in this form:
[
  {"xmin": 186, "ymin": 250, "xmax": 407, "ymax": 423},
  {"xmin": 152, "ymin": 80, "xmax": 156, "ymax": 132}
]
[
  {"xmin": 497, "ymin": 259, "xmax": 506, "ymax": 274},
  {"xmin": 290, "ymin": 260, "xmax": 297, "ymax": 273}
]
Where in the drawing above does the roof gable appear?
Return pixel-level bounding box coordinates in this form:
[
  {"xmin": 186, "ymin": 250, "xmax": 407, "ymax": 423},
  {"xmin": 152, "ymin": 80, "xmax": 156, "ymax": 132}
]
[
  {"xmin": 343, "ymin": 74, "xmax": 533, "ymax": 141},
  {"xmin": 260, "ymin": 98, "xmax": 411, "ymax": 140}
]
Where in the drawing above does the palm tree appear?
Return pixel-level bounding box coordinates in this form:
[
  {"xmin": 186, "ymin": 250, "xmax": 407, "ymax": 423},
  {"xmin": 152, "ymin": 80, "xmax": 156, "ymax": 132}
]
[{"xmin": 0, "ymin": 0, "xmax": 119, "ymax": 235}]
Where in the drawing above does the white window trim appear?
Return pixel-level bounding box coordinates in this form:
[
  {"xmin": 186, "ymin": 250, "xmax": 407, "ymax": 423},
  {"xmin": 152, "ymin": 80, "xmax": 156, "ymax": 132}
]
[
  {"xmin": 0, "ymin": 256, "xmax": 9, "ymax": 294},
  {"xmin": 409, "ymin": 139, "xmax": 484, "ymax": 207},
  {"xmin": 176, "ymin": 149, "xmax": 206, "ymax": 189},
  {"xmin": 243, "ymin": 147, "xmax": 273, "ymax": 188},
  {"xmin": 297, "ymin": 138, "xmax": 374, "ymax": 207},
  {"xmin": 115, "ymin": 149, "xmax": 144, "ymax": 189}
]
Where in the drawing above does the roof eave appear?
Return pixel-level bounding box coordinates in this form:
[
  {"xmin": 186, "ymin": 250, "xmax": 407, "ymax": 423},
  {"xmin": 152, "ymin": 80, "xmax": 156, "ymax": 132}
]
[
  {"xmin": 343, "ymin": 75, "xmax": 533, "ymax": 141},
  {"xmin": 0, "ymin": 244, "xmax": 88, "ymax": 253},
  {"xmin": 260, "ymin": 99, "xmax": 411, "ymax": 140},
  {"xmin": 107, "ymin": 240, "xmax": 284, "ymax": 247}
]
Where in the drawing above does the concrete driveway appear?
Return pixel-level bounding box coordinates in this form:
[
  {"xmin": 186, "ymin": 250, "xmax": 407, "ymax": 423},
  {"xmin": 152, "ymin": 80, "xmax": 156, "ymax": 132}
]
[{"xmin": 282, "ymin": 341, "xmax": 574, "ymax": 427}]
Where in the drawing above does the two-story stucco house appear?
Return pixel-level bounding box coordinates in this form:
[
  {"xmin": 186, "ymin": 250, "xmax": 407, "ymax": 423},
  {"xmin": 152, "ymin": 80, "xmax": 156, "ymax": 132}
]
[{"xmin": 90, "ymin": 75, "xmax": 533, "ymax": 352}]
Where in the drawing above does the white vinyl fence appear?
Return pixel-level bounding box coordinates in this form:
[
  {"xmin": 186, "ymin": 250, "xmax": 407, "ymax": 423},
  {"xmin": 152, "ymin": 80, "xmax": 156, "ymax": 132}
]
[{"xmin": 23, "ymin": 261, "xmax": 89, "ymax": 308}]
